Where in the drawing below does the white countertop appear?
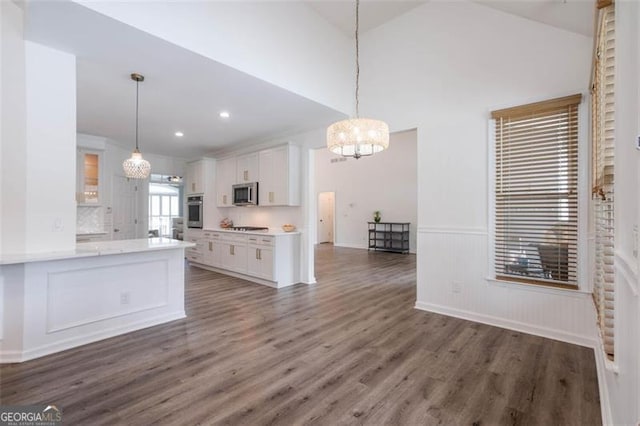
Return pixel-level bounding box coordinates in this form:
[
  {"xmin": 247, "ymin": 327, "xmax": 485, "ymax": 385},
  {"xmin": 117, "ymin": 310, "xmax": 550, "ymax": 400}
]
[
  {"xmin": 201, "ymin": 228, "xmax": 301, "ymax": 236},
  {"xmin": 0, "ymin": 238, "xmax": 195, "ymax": 266}
]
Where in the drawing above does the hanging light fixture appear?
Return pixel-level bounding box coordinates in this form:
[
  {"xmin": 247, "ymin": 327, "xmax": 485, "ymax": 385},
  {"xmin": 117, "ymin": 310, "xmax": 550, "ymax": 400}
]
[
  {"xmin": 123, "ymin": 73, "xmax": 151, "ymax": 179},
  {"xmin": 327, "ymin": 0, "xmax": 389, "ymax": 159}
]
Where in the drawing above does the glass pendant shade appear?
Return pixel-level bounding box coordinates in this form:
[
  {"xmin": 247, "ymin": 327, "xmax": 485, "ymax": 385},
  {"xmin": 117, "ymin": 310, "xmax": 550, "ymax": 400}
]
[
  {"xmin": 123, "ymin": 149, "xmax": 151, "ymax": 179},
  {"xmin": 327, "ymin": 117, "xmax": 389, "ymax": 159}
]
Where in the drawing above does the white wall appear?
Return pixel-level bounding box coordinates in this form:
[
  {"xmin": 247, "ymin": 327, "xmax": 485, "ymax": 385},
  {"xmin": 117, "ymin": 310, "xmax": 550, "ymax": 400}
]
[
  {"xmin": 24, "ymin": 41, "xmax": 77, "ymax": 253},
  {"xmin": 314, "ymin": 130, "xmax": 417, "ymax": 252},
  {"xmin": 75, "ymin": 1, "xmax": 353, "ymax": 115},
  {"xmin": 1, "ymin": 1, "xmax": 27, "ymax": 255},
  {"xmin": 597, "ymin": 1, "xmax": 640, "ymax": 425},
  {"xmin": 360, "ymin": 1, "xmax": 595, "ymax": 343}
]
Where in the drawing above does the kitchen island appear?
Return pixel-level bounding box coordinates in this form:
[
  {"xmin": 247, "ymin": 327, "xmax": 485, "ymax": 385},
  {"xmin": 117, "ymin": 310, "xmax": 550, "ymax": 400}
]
[
  {"xmin": 185, "ymin": 228, "xmax": 301, "ymax": 288},
  {"xmin": 0, "ymin": 238, "xmax": 194, "ymax": 363}
]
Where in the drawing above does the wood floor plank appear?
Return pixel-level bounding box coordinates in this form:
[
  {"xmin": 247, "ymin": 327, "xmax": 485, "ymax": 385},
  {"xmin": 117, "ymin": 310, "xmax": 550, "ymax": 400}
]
[{"xmin": 0, "ymin": 245, "xmax": 601, "ymax": 425}]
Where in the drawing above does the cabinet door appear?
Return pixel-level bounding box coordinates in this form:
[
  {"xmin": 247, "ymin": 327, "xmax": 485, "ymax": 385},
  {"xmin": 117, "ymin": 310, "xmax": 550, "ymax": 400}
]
[
  {"xmin": 232, "ymin": 243, "xmax": 248, "ymax": 273},
  {"xmin": 236, "ymin": 153, "xmax": 259, "ymax": 183},
  {"xmin": 76, "ymin": 150, "xmax": 102, "ymax": 204},
  {"xmin": 258, "ymin": 247, "xmax": 274, "ymax": 280},
  {"xmin": 216, "ymin": 158, "xmax": 236, "ymax": 207},
  {"xmin": 186, "ymin": 160, "xmax": 204, "ymax": 194},
  {"xmin": 258, "ymin": 145, "xmax": 299, "ymax": 206},
  {"xmin": 247, "ymin": 245, "xmax": 274, "ymax": 280}
]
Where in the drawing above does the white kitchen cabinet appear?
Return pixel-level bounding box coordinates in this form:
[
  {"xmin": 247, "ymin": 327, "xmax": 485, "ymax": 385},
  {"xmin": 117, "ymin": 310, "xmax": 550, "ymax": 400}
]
[
  {"xmin": 236, "ymin": 152, "xmax": 260, "ymax": 184},
  {"xmin": 185, "ymin": 229, "xmax": 205, "ymax": 264},
  {"xmin": 217, "ymin": 233, "xmax": 248, "ymax": 273},
  {"xmin": 247, "ymin": 235, "xmax": 274, "ymax": 280},
  {"xmin": 76, "ymin": 149, "xmax": 103, "ymax": 205},
  {"xmin": 185, "ymin": 160, "xmax": 204, "ymax": 194},
  {"xmin": 216, "ymin": 157, "xmax": 236, "ymax": 207},
  {"xmin": 258, "ymin": 145, "xmax": 300, "ymax": 206},
  {"xmin": 188, "ymin": 230, "xmax": 299, "ymax": 288}
]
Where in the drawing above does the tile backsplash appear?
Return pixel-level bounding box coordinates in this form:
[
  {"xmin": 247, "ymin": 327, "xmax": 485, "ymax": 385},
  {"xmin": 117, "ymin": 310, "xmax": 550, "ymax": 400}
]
[{"xmin": 77, "ymin": 206, "xmax": 104, "ymax": 233}]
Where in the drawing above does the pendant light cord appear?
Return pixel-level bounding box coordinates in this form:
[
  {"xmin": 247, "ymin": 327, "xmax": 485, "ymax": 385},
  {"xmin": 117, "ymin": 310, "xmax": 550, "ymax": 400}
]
[
  {"xmin": 135, "ymin": 79, "xmax": 140, "ymax": 151},
  {"xmin": 355, "ymin": 0, "xmax": 360, "ymax": 118}
]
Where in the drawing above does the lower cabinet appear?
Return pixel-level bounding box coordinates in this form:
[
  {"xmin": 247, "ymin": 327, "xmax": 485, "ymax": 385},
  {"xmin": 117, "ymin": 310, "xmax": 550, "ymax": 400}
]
[
  {"xmin": 247, "ymin": 235, "xmax": 275, "ymax": 280},
  {"xmin": 188, "ymin": 231, "xmax": 299, "ymax": 288}
]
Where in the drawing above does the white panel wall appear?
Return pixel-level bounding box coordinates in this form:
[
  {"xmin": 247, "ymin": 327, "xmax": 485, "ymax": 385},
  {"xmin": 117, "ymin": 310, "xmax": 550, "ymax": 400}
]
[
  {"xmin": 24, "ymin": 41, "xmax": 77, "ymax": 253},
  {"xmin": 314, "ymin": 130, "xmax": 418, "ymax": 252},
  {"xmin": 76, "ymin": 1, "xmax": 353, "ymax": 114},
  {"xmin": 359, "ymin": 2, "xmax": 595, "ymax": 342}
]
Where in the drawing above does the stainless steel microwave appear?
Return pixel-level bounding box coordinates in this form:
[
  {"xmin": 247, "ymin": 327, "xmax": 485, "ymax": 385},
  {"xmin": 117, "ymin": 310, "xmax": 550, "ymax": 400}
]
[{"xmin": 233, "ymin": 182, "xmax": 258, "ymax": 206}]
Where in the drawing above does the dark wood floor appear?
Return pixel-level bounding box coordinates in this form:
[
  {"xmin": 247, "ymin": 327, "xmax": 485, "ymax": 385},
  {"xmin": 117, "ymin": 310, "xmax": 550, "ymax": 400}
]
[{"xmin": 0, "ymin": 245, "xmax": 601, "ymax": 425}]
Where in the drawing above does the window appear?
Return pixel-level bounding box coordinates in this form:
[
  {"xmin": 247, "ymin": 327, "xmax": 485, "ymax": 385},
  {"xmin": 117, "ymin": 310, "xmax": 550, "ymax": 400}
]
[
  {"xmin": 149, "ymin": 183, "xmax": 181, "ymax": 237},
  {"xmin": 492, "ymin": 94, "xmax": 582, "ymax": 288},
  {"xmin": 591, "ymin": 2, "xmax": 615, "ymax": 360}
]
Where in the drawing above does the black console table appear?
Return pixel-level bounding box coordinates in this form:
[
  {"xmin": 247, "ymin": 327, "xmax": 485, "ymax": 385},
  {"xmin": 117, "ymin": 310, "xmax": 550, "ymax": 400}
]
[{"xmin": 368, "ymin": 222, "xmax": 410, "ymax": 254}]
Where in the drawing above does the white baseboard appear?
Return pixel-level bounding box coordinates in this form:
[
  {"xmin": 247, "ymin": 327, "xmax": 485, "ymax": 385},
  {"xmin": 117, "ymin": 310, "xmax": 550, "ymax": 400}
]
[
  {"xmin": 0, "ymin": 311, "xmax": 185, "ymax": 363},
  {"xmin": 414, "ymin": 301, "xmax": 597, "ymax": 348},
  {"xmin": 333, "ymin": 243, "xmax": 368, "ymax": 250}
]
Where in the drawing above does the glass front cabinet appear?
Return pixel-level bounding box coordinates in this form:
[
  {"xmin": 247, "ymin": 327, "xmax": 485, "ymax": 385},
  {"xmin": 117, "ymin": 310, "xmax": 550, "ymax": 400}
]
[{"xmin": 76, "ymin": 149, "xmax": 102, "ymax": 205}]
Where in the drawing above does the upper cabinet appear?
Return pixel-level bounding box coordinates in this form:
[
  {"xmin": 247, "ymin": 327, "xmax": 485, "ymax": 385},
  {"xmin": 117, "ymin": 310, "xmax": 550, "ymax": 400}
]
[
  {"xmin": 216, "ymin": 157, "xmax": 236, "ymax": 207},
  {"xmin": 76, "ymin": 149, "xmax": 103, "ymax": 205},
  {"xmin": 236, "ymin": 152, "xmax": 259, "ymax": 184},
  {"xmin": 259, "ymin": 145, "xmax": 300, "ymax": 207},
  {"xmin": 185, "ymin": 160, "xmax": 204, "ymax": 194}
]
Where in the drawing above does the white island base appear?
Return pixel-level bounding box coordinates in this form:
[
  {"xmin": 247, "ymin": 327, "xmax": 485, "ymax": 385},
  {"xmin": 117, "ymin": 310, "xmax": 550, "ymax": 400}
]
[{"xmin": 0, "ymin": 238, "xmax": 194, "ymax": 363}]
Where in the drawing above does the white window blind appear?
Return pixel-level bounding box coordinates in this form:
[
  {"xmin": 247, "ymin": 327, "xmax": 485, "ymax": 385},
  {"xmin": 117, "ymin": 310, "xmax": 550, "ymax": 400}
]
[
  {"xmin": 591, "ymin": 3, "xmax": 615, "ymax": 359},
  {"xmin": 492, "ymin": 94, "xmax": 582, "ymax": 288}
]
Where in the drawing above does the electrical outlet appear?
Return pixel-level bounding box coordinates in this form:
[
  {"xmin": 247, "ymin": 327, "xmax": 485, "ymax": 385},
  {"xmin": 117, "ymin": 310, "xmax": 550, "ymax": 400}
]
[
  {"xmin": 52, "ymin": 218, "xmax": 64, "ymax": 232},
  {"xmin": 451, "ymin": 281, "xmax": 462, "ymax": 294},
  {"xmin": 120, "ymin": 292, "xmax": 130, "ymax": 305}
]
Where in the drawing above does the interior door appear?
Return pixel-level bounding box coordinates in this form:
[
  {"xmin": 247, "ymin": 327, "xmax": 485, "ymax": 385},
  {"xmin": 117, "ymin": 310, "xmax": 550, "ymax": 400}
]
[
  {"xmin": 317, "ymin": 192, "xmax": 335, "ymax": 244},
  {"xmin": 112, "ymin": 175, "xmax": 137, "ymax": 240}
]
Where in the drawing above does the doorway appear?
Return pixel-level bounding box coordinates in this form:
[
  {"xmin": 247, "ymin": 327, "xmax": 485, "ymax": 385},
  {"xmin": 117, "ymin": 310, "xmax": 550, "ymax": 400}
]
[
  {"xmin": 317, "ymin": 191, "xmax": 335, "ymax": 244},
  {"xmin": 112, "ymin": 175, "xmax": 138, "ymax": 240}
]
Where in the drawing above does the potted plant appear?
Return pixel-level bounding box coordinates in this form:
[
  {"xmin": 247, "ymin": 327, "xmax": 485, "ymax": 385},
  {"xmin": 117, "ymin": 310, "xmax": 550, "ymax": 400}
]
[{"xmin": 373, "ymin": 211, "xmax": 381, "ymax": 223}]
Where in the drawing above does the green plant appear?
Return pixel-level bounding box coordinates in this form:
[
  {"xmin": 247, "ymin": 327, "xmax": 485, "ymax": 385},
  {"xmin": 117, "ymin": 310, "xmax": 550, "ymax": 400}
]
[{"xmin": 373, "ymin": 211, "xmax": 381, "ymax": 223}]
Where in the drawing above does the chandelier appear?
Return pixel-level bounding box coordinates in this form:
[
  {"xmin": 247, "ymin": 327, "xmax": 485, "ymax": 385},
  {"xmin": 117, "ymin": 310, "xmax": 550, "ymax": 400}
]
[
  {"xmin": 123, "ymin": 73, "xmax": 151, "ymax": 179},
  {"xmin": 326, "ymin": 0, "xmax": 389, "ymax": 159}
]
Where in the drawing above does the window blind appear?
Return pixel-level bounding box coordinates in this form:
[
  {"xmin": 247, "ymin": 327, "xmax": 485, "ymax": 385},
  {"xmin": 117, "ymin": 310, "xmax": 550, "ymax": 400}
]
[
  {"xmin": 592, "ymin": 3, "xmax": 615, "ymax": 359},
  {"xmin": 492, "ymin": 94, "xmax": 582, "ymax": 288}
]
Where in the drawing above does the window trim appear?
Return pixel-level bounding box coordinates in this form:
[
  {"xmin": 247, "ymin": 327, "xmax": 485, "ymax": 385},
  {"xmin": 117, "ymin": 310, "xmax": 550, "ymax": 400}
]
[{"xmin": 487, "ymin": 93, "xmax": 589, "ymax": 291}]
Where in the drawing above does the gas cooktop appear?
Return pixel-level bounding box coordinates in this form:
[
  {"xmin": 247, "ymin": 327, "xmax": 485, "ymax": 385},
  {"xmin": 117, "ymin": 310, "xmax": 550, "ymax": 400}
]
[{"xmin": 229, "ymin": 226, "xmax": 269, "ymax": 232}]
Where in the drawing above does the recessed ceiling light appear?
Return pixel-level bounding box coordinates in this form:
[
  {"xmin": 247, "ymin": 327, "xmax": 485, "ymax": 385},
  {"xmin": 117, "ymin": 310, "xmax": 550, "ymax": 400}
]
[
  {"xmin": 175, "ymin": 131, "xmax": 184, "ymax": 137},
  {"xmin": 219, "ymin": 111, "xmax": 230, "ymax": 119}
]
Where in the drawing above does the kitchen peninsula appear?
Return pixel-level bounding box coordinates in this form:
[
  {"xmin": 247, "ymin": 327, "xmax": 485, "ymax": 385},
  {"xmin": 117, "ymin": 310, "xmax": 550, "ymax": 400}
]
[{"xmin": 0, "ymin": 238, "xmax": 194, "ymax": 363}]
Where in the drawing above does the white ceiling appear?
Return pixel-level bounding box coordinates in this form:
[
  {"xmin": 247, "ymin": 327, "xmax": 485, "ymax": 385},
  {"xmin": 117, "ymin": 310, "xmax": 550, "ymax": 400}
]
[
  {"xmin": 24, "ymin": 1, "xmax": 593, "ymax": 159},
  {"xmin": 24, "ymin": 2, "xmax": 345, "ymax": 159},
  {"xmin": 305, "ymin": 0, "xmax": 594, "ymax": 37}
]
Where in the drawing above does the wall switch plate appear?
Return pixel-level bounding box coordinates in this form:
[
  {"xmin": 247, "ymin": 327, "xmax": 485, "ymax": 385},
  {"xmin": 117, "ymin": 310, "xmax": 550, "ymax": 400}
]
[
  {"xmin": 451, "ymin": 281, "xmax": 462, "ymax": 293},
  {"xmin": 120, "ymin": 292, "xmax": 130, "ymax": 305}
]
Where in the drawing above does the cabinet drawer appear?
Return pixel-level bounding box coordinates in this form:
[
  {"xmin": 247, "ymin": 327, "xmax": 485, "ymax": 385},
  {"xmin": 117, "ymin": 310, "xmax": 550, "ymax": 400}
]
[
  {"xmin": 221, "ymin": 233, "xmax": 248, "ymax": 243},
  {"xmin": 186, "ymin": 252, "xmax": 202, "ymax": 263},
  {"xmin": 248, "ymin": 235, "xmax": 274, "ymax": 246}
]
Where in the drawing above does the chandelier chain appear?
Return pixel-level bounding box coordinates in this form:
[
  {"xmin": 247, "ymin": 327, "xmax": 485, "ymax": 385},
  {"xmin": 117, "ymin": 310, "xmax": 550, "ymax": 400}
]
[
  {"xmin": 135, "ymin": 79, "xmax": 140, "ymax": 150},
  {"xmin": 355, "ymin": 0, "xmax": 360, "ymax": 118}
]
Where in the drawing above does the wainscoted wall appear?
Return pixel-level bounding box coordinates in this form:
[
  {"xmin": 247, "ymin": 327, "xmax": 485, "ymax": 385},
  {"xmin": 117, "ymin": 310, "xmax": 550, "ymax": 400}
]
[
  {"xmin": 415, "ymin": 228, "xmax": 596, "ymax": 347},
  {"xmin": 594, "ymin": 252, "xmax": 639, "ymax": 426},
  {"xmin": 1, "ymin": 249, "xmax": 185, "ymax": 363}
]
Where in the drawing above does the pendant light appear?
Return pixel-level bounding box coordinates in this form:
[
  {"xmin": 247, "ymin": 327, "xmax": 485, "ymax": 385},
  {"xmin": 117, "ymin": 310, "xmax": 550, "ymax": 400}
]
[
  {"xmin": 326, "ymin": 0, "xmax": 389, "ymax": 159},
  {"xmin": 123, "ymin": 73, "xmax": 151, "ymax": 179}
]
